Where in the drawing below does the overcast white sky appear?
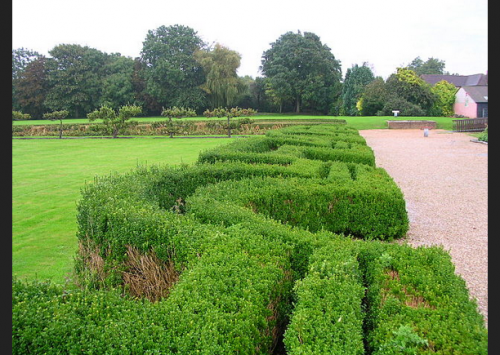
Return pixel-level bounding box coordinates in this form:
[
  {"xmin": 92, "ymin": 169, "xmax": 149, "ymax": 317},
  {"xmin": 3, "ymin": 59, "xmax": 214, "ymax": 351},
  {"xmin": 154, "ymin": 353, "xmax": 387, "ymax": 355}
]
[{"xmin": 12, "ymin": 0, "xmax": 487, "ymax": 80}]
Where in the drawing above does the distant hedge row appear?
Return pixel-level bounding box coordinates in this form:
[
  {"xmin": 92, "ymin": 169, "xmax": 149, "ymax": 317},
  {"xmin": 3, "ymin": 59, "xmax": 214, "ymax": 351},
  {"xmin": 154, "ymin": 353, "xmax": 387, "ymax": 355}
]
[
  {"xmin": 13, "ymin": 124, "xmax": 487, "ymax": 354},
  {"xmin": 12, "ymin": 118, "xmax": 347, "ymax": 137}
]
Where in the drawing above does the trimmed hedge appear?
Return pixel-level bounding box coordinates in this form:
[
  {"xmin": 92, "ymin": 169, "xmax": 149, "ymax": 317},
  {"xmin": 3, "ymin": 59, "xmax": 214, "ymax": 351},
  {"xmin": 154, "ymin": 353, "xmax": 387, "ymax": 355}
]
[
  {"xmin": 359, "ymin": 242, "xmax": 488, "ymax": 354},
  {"xmin": 76, "ymin": 169, "xmax": 231, "ymax": 281},
  {"xmin": 187, "ymin": 174, "xmax": 408, "ymax": 240},
  {"xmin": 13, "ymin": 124, "xmax": 487, "ymax": 354},
  {"xmin": 14, "ymin": 228, "xmax": 293, "ymax": 354},
  {"xmin": 198, "ymin": 127, "xmax": 374, "ymax": 166},
  {"xmin": 12, "ymin": 279, "xmax": 175, "ymax": 354},
  {"xmin": 147, "ymin": 160, "xmax": 324, "ymax": 211},
  {"xmin": 283, "ymin": 239, "xmax": 365, "ymax": 354},
  {"xmin": 154, "ymin": 227, "xmax": 293, "ymax": 353}
]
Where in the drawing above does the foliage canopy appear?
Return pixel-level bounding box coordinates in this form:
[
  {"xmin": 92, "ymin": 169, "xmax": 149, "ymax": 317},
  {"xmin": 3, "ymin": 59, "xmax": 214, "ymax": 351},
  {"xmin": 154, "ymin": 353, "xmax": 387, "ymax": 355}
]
[{"xmin": 261, "ymin": 31, "xmax": 342, "ymax": 114}]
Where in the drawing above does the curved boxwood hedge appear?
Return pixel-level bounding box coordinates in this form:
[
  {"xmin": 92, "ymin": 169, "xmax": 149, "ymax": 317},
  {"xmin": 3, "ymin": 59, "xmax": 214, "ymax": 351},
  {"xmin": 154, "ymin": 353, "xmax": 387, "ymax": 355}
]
[{"xmin": 13, "ymin": 124, "xmax": 487, "ymax": 354}]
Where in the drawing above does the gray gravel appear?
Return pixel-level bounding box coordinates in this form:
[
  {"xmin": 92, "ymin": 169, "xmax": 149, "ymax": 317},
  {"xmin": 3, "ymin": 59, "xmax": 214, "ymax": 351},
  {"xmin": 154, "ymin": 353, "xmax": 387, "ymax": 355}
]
[{"xmin": 359, "ymin": 129, "xmax": 488, "ymax": 327}]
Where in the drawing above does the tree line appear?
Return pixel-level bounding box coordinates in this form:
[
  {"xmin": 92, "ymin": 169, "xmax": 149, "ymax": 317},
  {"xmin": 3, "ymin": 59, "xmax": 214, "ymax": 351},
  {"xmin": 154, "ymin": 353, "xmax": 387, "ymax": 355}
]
[{"xmin": 12, "ymin": 25, "xmax": 457, "ymax": 119}]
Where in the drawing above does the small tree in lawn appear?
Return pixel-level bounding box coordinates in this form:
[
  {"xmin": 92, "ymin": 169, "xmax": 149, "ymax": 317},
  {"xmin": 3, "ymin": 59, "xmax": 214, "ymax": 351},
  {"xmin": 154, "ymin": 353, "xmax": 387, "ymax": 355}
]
[
  {"xmin": 87, "ymin": 104, "xmax": 142, "ymax": 138},
  {"xmin": 203, "ymin": 107, "xmax": 256, "ymax": 138},
  {"xmin": 160, "ymin": 106, "xmax": 196, "ymax": 138},
  {"xmin": 43, "ymin": 110, "xmax": 69, "ymax": 139}
]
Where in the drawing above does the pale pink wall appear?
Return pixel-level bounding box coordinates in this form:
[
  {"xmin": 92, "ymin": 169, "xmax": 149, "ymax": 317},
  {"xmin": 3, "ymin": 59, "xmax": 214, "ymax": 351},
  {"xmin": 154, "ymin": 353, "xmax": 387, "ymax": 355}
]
[{"xmin": 454, "ymin": 88, "xmax": 478, "ymax": 118}]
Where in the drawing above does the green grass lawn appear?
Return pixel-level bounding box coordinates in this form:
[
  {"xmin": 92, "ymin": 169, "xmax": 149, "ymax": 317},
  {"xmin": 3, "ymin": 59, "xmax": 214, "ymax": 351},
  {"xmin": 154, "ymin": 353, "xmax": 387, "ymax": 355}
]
[
  {"xmin": 12, "ymin": 137, "xmax": 230, "ymax": 284},
  {"xmin": 12, "ymin": 115, "xmax": 457, "ymax": 131}
]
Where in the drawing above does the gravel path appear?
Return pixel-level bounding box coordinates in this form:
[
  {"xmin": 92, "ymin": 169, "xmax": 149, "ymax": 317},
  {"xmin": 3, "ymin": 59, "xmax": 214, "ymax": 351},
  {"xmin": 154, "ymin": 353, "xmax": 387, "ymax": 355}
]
[{"xmin": 359, "ymin": 129, "xmax": 488, "ymax": 327}]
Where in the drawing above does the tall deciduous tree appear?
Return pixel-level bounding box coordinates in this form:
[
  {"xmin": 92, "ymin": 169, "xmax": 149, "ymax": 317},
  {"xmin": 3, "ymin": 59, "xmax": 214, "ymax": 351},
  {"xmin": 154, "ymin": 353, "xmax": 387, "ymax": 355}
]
[
  {"xmin": 341, "ymin": 63, "xmax": 375, "ymax": 116},
  {"xmin": 45, "ymin": 44, "xmax": 108, "ymax": 118},
  {"xmin": 131, "ymin": 58, "xmax": 162, "ymax": 115},
  {"xmin": 100, "ymin": 54, "xmax": 136, "ymax": 110},
  {"xmin": 140, "ymin": 25, "xmax": 207, "ymax": 112},
  {"xmin": 260, "ymin": 31, "xmax": 342, "ymax": 113},
  {"xmin": 264, "ymin": 74, "xmax": 293, "ymax": 113},
  {"xmin": 12, "ymin": 48, "xmax": 41, "ymax": 111},
  {"xmin": 407, "ymin": 56, "xmax": 446, "ymax": 75},
  {"xmin": 249, "ymin": 77, "xmax": 274, "ymax": 112},
  {"xmin": 12, "ymin": 48, "xmax": 41, "ymax": 80},
  {"xmin": 14, "ymin": 57, "xmax": 48, "ymax": 119},
  {"xmin": 195, "ymin": 43, "xmax": 241, "ymax": 108}
]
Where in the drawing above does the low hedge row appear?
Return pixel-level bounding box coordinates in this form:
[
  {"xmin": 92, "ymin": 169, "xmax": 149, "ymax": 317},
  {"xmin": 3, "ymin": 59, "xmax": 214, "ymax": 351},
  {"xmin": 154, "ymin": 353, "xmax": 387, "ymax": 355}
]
[
  {"xmin": 153, "ymin": 227, "xmax": 293, "ymax": 353},
  {"xmin": 13, "ymin": 124, "xmax": 487, "ymax": 353},
  {"xmin": 197, "ymin": 131, "xmax": 375, "ymax": 167},
  {"xmin": 187, "ymin": 174, "xmax": 408, "ymax": 240},
  {"xmin": 14, "ymin": 227, "xmax": 292, "ymax": 354},
  {"xmin": 75, "ymin": 170, "xmax": 231, "ymax": 282},
  {"xmin": 283, "ymin": 239, "xmax": 366, "ymax": 354},
  {"xmin": 13, "ymin": 279, "xmax": 174, "ymax": 354},
  {"xmin": 13, "ymin": 120, "xmax": 332, "ymax": 137},
  {"xmin": 14, "ymin": 233, "xmax": 487, "ymax": 354},
  {"xmin": 282, "ymin": 238, "xmax": 488, "ymax": 355},
  {"xmin": 266, "ymin": 126, "xmax": 367, "ymax": 145},
  {"xmin": 146, "ymin": 160, "xmax": 323, "ymax": 210},
  {"xmin": 359, "ymin": 241, "xmax": 488, "ymax": 354}
]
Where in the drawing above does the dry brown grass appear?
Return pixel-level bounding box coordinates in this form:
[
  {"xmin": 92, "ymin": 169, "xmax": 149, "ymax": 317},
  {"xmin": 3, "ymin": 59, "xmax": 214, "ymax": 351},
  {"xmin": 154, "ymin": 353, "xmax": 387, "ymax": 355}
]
[
  {"xmin": 76, "ymin": 240, "xmax": 108, "ymax": 285},
  {"xmin": 122, "ymin": 245, "xmax": 179, "ymax": 302}
]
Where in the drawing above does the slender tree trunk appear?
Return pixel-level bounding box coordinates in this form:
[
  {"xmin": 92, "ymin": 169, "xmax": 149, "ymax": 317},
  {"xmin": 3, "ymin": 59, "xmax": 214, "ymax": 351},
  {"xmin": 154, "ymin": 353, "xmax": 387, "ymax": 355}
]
[
  {"xmin": 295, "ymin": 96, "xmax": 300, "ymax": 113},
  {"xmin": 227, "ymin": 116, "xmax": 231, "ymax": 138},
  {"xmin": 59, "ymin": 120, "xmax": 63, "ymax": 139},
  {"xmin": 169, "ymin": 118, "xmax": 174, "ymax": 138}
]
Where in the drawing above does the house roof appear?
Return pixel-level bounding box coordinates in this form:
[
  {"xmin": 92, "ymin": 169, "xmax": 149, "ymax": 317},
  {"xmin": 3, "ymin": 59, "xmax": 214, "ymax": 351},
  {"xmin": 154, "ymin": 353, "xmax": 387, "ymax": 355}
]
[
  {"xmin": 461, "ymin": 85, "xmax": 488, "ymax": 103},
  {"xmin": 421, "ymin": 73, "xmax": 488, "ymax": 87}
]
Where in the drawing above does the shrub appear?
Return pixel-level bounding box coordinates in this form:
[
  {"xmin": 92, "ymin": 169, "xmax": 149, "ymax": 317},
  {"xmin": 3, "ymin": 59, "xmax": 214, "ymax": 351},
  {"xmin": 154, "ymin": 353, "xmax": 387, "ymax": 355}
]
[
  {"xmin": 377, "ymin": 96, "xmax": 426, "ymax": 116},
  {"xmin": 12, "ymin": 110, "xmax": 31, "ymax": 121},
  {"xmin": 154, "ymin": 227, "xmax": 293, "ymax": 353},
  {"xmin": 146, "ymin": 160, "xmax": 322, "ymax": 211},
  {"xmin": 187, "ymin": 174, "xmax": 408, "ymax": 240},
  {"xmin": 478, "ymin": 126, "xmax": 488, "ymax": 142},
  {"xmin": 14, "ymin": 229, "xmax": 295, "ymax": 354},
  {"xmin": 359, "ymin": 242, "xmax": 488, "ymax": 354},
  {"xmin": 198, "ymin": 127, "xmax": 373, "ymax": 166},
  {"xmin": 284, "ymin": 239, "xmax": 365, "ymax": 354},
  {"xmin": 12, "ymin": 278, "xmax": 174, "ymax": 354}
]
